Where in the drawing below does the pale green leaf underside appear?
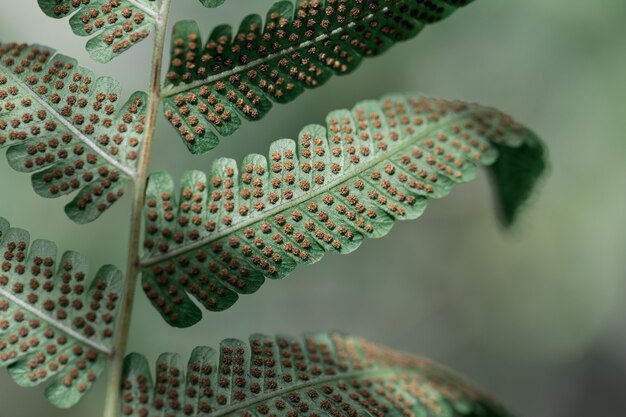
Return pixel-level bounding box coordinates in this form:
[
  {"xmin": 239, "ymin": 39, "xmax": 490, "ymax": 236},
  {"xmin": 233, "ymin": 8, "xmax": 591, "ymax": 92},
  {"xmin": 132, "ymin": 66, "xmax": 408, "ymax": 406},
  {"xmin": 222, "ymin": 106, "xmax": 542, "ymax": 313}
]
[
  {"xmin": 37, "ymin": 0, "xmax": 158, "ymax": 63},
  {"xmin": 0, "ymin": 217, "xmax": 122, "ymax": 408},
  {"xmin": 162, "ymin": 0, "xmax": 474, "ymax": 154},
  {"xmin": 0, "ymin": 43, "xmax": 148, "ymax": 223},
  {"xmin": 140, "ymin": 93, "xmax": 546, "ymax": 327},
  {"xmin": 121, "ymin": 332, "xmax": 512, "ymax": 417}
]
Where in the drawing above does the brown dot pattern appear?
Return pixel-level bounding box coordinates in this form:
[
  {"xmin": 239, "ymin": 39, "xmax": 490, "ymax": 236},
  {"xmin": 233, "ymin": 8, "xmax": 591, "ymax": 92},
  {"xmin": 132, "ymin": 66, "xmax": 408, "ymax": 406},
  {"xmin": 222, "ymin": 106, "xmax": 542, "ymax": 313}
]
[
  {"xmin": 162, "ymin": 0, "xmax": 475, "ymax": 154},
  {"xmin": 141, "ymin": 94, "xmax": 533, "ymax": 327},
  {"xmin": 38, "ymin": 0, "xmax": 158, "ymax": 63},
  {"xmin": 0, "ymin": 217, "xmax": 122, "ymax": 408},
  {"xmin": 121, "ymin": 332, "xmax": 508, "ymax": 417},
  {"xmin": 0, "ymin": 43, "xmax": 147, "ymax": 223}
]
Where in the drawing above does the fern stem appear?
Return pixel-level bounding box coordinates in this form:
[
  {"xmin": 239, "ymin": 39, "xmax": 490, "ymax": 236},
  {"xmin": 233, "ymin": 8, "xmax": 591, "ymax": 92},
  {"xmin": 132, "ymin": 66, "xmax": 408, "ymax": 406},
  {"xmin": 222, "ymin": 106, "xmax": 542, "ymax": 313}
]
[{"xmin": 102, "ymin": 1, "xmax": 172, "ymax": 416}]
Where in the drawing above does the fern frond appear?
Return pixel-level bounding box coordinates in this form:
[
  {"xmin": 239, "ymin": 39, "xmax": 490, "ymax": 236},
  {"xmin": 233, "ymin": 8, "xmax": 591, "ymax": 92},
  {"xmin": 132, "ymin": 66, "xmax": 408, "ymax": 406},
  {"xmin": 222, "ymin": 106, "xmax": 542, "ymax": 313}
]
[
  {"xmin": 0, "ymin": 43, "xmax": 147, "ymax": 223},
  {"xmin": 0, "ymin": 216, "xmax": 122, "ymax": 408},
  {"xmin": 161, "ymin": 0, "xmax": 475, "ymax": 154},
  {"xmin": 37, "ymin": 0, "xmax": 159, "ymax": 63},
  {"xmin": 121, "ymin": 332, "xmax": 512, "ymax": 417},
  {"xmin": 140, "ymin": 93, "xmax": 546, "ymax": 327}
]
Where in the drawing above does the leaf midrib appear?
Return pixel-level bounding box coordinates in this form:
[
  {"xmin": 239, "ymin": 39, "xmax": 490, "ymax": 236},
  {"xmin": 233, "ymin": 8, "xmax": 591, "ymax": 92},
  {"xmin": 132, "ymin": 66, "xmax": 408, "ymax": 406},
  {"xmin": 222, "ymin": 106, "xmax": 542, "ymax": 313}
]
[
  {"xmin": 140, "ymin": 111, "xmax": 474, "ymax": 266},
  {"xmin": 0, "ymin": 61, "xmax": 136, "ymax": 178},
  {"xmin": 160, "ymin": 2, "xmax": 402, "ymax": 98},
  {"xmin": 0, "ymin": 286, "xmax": 113, "ymax": 355},
  {"xmin": 199, "ymin": 367, "xmax": 400, "ymax": 417},
  {"xmin": 126, "ymin": 0, "xmax": 158, "ymax": 19}
]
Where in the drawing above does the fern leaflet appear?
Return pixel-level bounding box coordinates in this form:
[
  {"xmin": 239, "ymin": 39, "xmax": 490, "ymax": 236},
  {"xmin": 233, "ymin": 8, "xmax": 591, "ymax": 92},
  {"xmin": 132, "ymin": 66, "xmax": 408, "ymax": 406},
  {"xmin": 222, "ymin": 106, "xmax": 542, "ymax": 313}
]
[
  {"xmin": 162, "ymin": 0, "xmax": 475, "ymax": 154},
  {"xmin": 121, "ymin": 332, "xmax": 511, "ymax": 417},
  {"xmin": 37, "ymin": 0, "xmax": 159, "ymax": 63},
  {"xmin": 0, "ymin": 217, "xmax": 122, "ymax": 408},
  {"xmin": 140, "ymin": 93, "xmax": 546, "ymax": 327},
  {"xmin": 0, "ymin": 43, "xmax": 147, "ymax": 223}
]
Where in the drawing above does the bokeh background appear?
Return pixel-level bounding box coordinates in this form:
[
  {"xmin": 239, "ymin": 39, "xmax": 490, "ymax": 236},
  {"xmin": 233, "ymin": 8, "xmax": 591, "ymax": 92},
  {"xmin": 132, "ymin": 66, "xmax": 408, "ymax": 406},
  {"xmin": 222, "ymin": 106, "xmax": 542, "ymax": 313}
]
[{"xmin": 0, "ymin": 1, "xmax": 624, "ymax": 416}]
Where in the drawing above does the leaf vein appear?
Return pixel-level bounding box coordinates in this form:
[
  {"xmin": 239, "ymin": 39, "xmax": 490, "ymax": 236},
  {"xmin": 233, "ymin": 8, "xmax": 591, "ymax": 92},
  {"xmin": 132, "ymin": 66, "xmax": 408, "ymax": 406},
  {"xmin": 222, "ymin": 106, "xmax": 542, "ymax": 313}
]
[{"xmin": 126, "ymin": 0, "xmax": 158, "ymax": 19}]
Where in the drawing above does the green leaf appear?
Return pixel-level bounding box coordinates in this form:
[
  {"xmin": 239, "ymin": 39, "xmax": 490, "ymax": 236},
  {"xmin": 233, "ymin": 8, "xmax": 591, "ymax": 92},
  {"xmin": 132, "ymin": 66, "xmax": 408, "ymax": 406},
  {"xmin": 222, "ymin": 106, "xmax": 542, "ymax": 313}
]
[
  {"xmin": 0, "ymin": 43, "xmax": 148, "ymax": 223},
  {"xmin": 198, "ymin": 0, "xmax": 226, "ymax": 8},
  {"xmin": 489, "ymin": 138, "xmax": 546, "ymax": 226},
  {"xmin": 0, "ymin": 216, "xmax": 122, "ymax": 408},
  {"xmin": 162, "ymin": 0, "xmax": 475, "ymax": 154},
  {"xmin": 37, "ymin": 0, "xmax": 158, "ymax": 63},
  {"xmin": 140, "ymin": 93, "xmax": 546, "ymax": 327},
  {"xmin": 120, "ymin": 332, "xmax": 512, "ymax": 417}
]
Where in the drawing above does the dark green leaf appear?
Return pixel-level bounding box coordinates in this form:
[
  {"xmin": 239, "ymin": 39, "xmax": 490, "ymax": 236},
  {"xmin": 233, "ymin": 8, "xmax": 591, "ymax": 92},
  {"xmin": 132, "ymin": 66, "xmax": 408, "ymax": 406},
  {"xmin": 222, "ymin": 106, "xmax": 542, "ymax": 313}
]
[
  {"xmin": 0, "ymin": 216, "xmax": 122, "ymax": 408},
  {"xmin": 489, "ymin": 138, "xmax": 547, "ymax": 226},
  {"xmin": 121, "ymin": 332, "xmax": 512, "ymax": 417},
  {"xmin": 0, "ymin": 43, "xmax": 147, "ymax": 223},
  {"xmin": 140, "ymin": 93, "xmax": 546, "ymax": 327},
  {"xmin": 198, "ymin": 0, "xmax": 226, "ymax": 8},
  {"xmin": 162, "ymin": 0, "xmax": 475, "ymax": 154},
  {"xmin": 37, "ymin": 0, "xmax": 158, "ymax": 63}
]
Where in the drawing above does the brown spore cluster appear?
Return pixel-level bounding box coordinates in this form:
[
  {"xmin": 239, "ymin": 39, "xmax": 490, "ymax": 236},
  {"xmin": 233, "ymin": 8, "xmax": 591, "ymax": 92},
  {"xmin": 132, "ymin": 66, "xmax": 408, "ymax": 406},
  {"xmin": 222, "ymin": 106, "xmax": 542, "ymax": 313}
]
[
  {"xmin": 120, "ymin": 332, "xmax": 503, "ymax": 417},
  {"xmin": 0, "ymin": 217, "xmax": 122, "ymax": 406},
  {"xmin": 162, "ymin": 0, "xmax": 474, "ymax": 153},
  {"xmin": 141, "ymin": 93, "xmax": 529, "ymax": 326},
  {"xmin": 0, "ymin": 43, "xmax": 147, "ymax": 222}
]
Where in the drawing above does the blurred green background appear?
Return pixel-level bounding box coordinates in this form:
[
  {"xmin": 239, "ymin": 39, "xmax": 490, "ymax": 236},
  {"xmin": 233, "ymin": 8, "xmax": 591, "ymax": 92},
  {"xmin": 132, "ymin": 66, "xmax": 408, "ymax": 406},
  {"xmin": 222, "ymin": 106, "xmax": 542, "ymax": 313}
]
[{"xmin": 0, "ymin": 1, "xmax": 624, "ymax": 416}]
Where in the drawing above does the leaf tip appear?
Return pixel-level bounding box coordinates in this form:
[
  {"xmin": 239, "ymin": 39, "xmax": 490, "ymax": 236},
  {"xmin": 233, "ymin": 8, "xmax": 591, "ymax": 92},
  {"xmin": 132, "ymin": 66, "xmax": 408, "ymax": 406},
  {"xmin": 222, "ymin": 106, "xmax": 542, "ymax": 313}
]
[{"xmin": 490, "ymin": 129, "xmax": 548, "ymax": 227}]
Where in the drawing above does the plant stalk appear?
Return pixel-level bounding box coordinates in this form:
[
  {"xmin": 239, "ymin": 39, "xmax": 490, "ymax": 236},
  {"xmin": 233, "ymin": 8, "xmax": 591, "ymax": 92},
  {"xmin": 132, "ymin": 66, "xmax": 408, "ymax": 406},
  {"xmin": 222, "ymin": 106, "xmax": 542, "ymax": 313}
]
[{"xmin": 102, "ymin": 1, "xmax": 172, "ymax": 416}]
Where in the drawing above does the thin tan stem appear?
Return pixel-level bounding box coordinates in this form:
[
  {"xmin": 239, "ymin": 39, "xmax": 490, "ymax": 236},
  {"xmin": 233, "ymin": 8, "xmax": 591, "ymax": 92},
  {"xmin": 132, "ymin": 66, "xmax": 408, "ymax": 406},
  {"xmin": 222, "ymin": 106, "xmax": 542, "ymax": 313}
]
[{"xmin": 102, "ymin": 1, "xmax": 172, "ymax": 416}]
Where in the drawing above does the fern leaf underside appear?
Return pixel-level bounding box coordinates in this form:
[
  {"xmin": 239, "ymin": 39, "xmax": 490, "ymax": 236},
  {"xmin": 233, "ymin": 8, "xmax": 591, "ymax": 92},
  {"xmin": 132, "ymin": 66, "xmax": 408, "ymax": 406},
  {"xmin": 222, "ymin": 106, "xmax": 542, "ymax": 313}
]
[
  {"xmin": 121, "ymin": 333, "xmax": 511, "ymax": 417},
  {"xmin": 0, "ymin": 43, "xmax": 147, "ymax": 223},
  {"xmin": 163, "ymin": 0, "xmax": 475, "ymax": 154},
  {"xmin": 0, "ymin": 217, "xmax": 122, "ymax": 408},
  {"xmin": 140, "ymin": 93, "xmax": 546, "ymax": 327},
  {"xmin": 37, "ymin": 0, "xmax": 159, "ymax": 63}
]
